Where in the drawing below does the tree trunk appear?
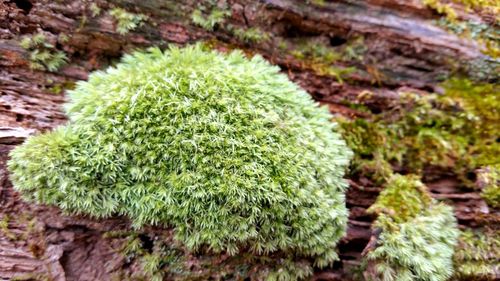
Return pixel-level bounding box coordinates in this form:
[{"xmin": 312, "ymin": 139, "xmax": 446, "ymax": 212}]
[{"xmin": 0, "ymin": 0, "xmax": 497, "ymax": 280}]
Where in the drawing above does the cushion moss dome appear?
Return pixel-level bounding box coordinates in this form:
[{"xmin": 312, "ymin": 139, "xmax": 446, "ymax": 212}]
[{"xmin": 8, "ymin": 45, "xmax": 352, "ymax": 265}]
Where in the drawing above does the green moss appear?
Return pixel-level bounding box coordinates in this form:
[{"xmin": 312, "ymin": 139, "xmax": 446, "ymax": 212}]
[
  {"xmin": 290, "ymin": 41, "xmax": 342, "ymax": 65},
  {"xmin": 442, "ymin": 78, "xmax": 500, "ymax": 168},
  {"xmin": 191, "ymin": 8, "xmax": 230, "ymax": 31},
  {"xmin": 424, "ymin": 0, "xmax": 499, "ymax": 22},
  {"xmin": 423, "ymin": 0, "xmax": 458, "ymax": 21},
  {"xmin": 366, "ymin": 175, "xmax": 460, "ymax": 281},
  {"xmin": 453, "ymin": 228, "xmax": 500, "ymax": 280},
  {"xmin": 442, "ymin": 78, "xmax": 499, "ymax": 137},
  {"xmin": 8, "ymin": 45, "xmax": 352, "ymax": 280},
  {"xmin": 367, "ymin": 175, "xmax": 432, "ymax": 223},
  {"xmin": 90, "ymin": 3, "xmax": 101, "ymax": 17},
  {"xmin": 286, "ymin": 38, "xmax": 364, "ymax": 83},
  {"xmin": 19, "ymin": 33, "xmax": 67, "ymax": 72},
  {"xmin": 436, "ymin": 18, "xmax": 500, "ymax": 58},
  {"xmin": 109, "ymin": 8, "xmax": 147, "ymax": 35},
  {"xmin": 336, "ymin": 116, "xmax": 393, "ymax": 184},
  {"xmin": 338, "ymin": 79, "xmax": 499, "ymax": 186},
  {"xmin": 451, "ymin": 0, "xmax": 499, "ymax": 17},
  {"xmin": 0, "ymin": 215, "xmax": 17, "ymax": 240},
  {"xmin": 228, "ymin": 25, "xmax": 270, "ymax": 44},
  {"xmin": 338, "ymin": 92, "xmax": 472, "ymax": 182},
  {"xmin": 46, "ymin": 81, "xmax": 76, "ymax": 95},
  {"xmin": 479, "ymin": 165, "xmax": 500, "ymax": 209},
  {"xmin": 306, "ymin": 0, "xmax": 326, "ymax": 6}
]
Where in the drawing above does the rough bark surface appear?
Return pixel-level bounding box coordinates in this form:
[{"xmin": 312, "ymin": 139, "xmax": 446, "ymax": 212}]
[{"xmin": 0, "ymin": 0, "xmax": 498, "ymax": 280}]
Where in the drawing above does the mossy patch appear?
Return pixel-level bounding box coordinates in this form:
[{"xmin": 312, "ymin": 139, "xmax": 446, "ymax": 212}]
[
  {"xmin": 436, "ymin": 18, "xmax": 500, "ymax": 58},
  {"xmin": 423, "ymin": 0, "xmax": 499, "ymax": 22},
  {"xmin": 284, "ymin": 38, "xmax": 365, "ymax": 83},
  {"xmin": 366, "ymin": 175, "xmax": 460, "ymax": 281},
  {"xmin": 453, "ymin": 228, "xmax": 500, "ymax": 280},
  {"xmin": 110, "ymin": 8, "xmax": 147, "ymax": 35},
  {"xmin": 227, "ymin": 25, "xmax": 270, "ymax": 44},
  {"xmin": 337, "ymin": 78, "xmax": 499, "ymax": 186},
  {"xmin": 478, "ymin": 165, "xmax": 500, "ymax": 209},
  {"xmin": 425, "ymin": 0, "xmax": 500, "ymax": 59},
  {"xmin": 367, "ymin": 175, "xmax": 433, "ymax": 223},
  {"xmin": 191, "ymin": 8, "xmax": 230, "ymax": 31},
  {"xmin": 19, "ymin": 33, "xmax": 67, "ymax": 72}
]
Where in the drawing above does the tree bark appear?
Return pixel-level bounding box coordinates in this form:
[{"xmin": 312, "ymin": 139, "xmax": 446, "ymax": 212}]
[{"xmin": 0, "ymin": 0, "xmax": 497, "ymax": 280}]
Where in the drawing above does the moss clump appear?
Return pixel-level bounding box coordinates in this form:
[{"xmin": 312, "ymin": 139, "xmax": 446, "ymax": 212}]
[
  {"xmin": 453, "ymin": 228, "xmax": 500, "ymax": 280},
  {"xmin": 423, "ymin": 0, "xmax": 458, "ymax": 21},
  {"xmin": 227, "ymin": 25, "xmax": 270, "ymax": 44},
  {"xmin": 478, "ymin": 165, "xmax": 500, "ymax": 209},
  {"xmin": 8, "ymin": 45, "xmax": 352, "ymax": 279},
  {"xmin": 366, "ymin": 175, "xmax": 460, "ymax": 281},
  {"xmin": 367, "ymin": 175, "xmax": 433, "ymax": 223},
  {"xmin": 424, "ymin": 0, "xmax": 499, "ymax": 22},
  {"xmin": 19, "ymin": 33, "xmax": 67, "ymax": 72},
  {"xmin": 109, "ymin": 8, "xmax": 147, "ymax": 35},
  {"xmin": 191, "ymin": 7, "xmax": 230, "ymax": 31}
]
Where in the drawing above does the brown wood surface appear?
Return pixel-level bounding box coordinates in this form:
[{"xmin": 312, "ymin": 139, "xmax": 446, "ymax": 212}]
[{"xmin": 0, "ymin": 0, "xmax": 498, "ymax": 280}]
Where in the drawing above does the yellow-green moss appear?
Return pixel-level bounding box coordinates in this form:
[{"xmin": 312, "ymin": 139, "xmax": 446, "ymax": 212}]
[
  {"xmin": 19, "ymin": 33, "xmax": 67, "ymax": 72},
  {"xmin": 368, "ymin": 175, "xmax": 433, "ymax": 223},
  {"xmin": 338, "ymin": 79, "xmax": 499, "ymax": 186},
  {"xmin": 424, "ymin": 0, "xmax": 499, "ymax": 58},
  {"xmin": 423, "ymin": 0, "xmax": 499, "ymax": 21},
  {"xmin": 109, "ymin": 8, "xmax": 147, "ymax": 35},
  {"xmin": 479, "ymin": 165, "xmax": 500, "ymax": 209},
  {"xmin": 366, "ymin": 175, "xmax": 459, "ymax": 281},
  {"xmin": 453, "ymin": 228, "xmax": 500, "ymax": 280},
  {"xmin": 451, "ymin": 0, "xmax": 499, "ymax": 16},
  {"xmin": 191, "ymin": 8, "xmax": 229, "ymax": 31},
  {"xmin": 227, "ymin": 25, "xmax": 270, "ymax": 44},
  {"xmin": 290, "ymin": 41, "xmax": 342, "ymax": 64},
  {"xmin": 423, "ymin": 0, "xmax": 458, "ymax": 21},
  {"xmin": 436, "ymin": 18, "xmax": 500, "ymax": 58},
  {"xmin": 0, "ymin": 215, "xmax": 16, "ymax": 240},
  {"xmin": 279, "ymin": 37, "xmax": 365, "ymax": 83}
]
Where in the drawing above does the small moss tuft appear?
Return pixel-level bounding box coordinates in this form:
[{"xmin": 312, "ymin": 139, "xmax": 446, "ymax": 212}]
[
  {"xmin": 366, "ymin": 175, "xmax": 460, "ymax": 281},
  {"xmin": 367, "ymin": 175, "xmax": 432, "ymax": 223},
  {"xmin": 227, "ymin": 25, "xmax": 270, "ymax": 44},
  {"xmin": 478, "ymin": 165, "xmax": 500, "ymax": 209},
  {"xmin": 191, "ymin": 8, "xmax": 230, "ymax": 31},
  {"xmin": 19, "ymin": 32, "xmax": 67, "ymax": 72},
  {"xmin": 109, "ymin": 8, "xmax": 147, "ymax": 35}
]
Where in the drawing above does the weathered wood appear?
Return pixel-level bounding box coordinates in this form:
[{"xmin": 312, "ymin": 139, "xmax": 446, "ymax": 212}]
[{"xmin": 0, "ymin": 0, "xmax": 497, "ymax": 280}]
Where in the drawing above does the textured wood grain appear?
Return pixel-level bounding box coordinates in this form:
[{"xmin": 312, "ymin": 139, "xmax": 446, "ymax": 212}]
[{"xmin": 0, "ymin": 0, "xmax": 497, "ymax": 280}]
